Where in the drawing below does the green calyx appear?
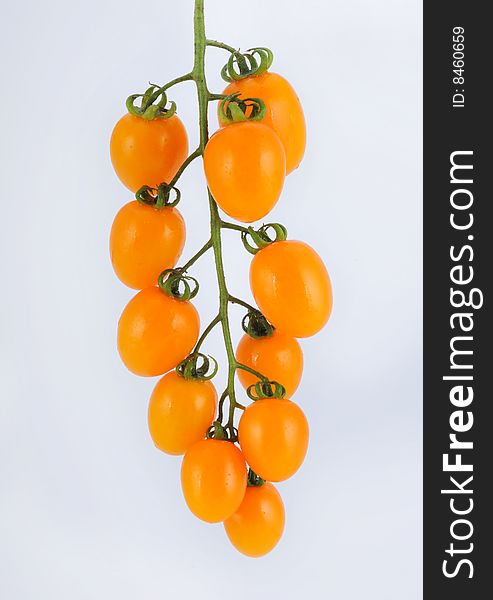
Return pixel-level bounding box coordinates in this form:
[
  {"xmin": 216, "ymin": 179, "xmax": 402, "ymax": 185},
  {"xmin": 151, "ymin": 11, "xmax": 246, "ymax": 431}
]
[
  {"xmin": 247, "ymin": 468, "xmax": 265, "ymax": 487},
  {"xmin": 242, "ymin": 310, "xmax": 274, "ymax": 339},
  {"xmin": 135, "ymin": 182, "xmax": 181, "ymax": 209},
  {"xmin": 126, "ymin": 83, "xmax": 177, "ymax": 120},
  {"xmin": 218, "ymin": 93, "xmax": 266, "ymax": 125},
  {"xmin": 221, "ymin": 47, "xmax": 273, "ymax": 82},
  {"xmin": 206, "ymin": 420, "xmax": 235, "ymax": 441},
  {"xmin": 158, "ymin": 269, "xmax": 199, "ymax": 301},
  {"xmin": 246, "ymin": 380, "xmax": 286, "ymax": 401},
  {"xmin": 241, "ymin": 223, "xmax": 288, "ymax": 255},
  {"xmin": 176, "ymin": 352, "xmax": 218, "ymax": 381}
]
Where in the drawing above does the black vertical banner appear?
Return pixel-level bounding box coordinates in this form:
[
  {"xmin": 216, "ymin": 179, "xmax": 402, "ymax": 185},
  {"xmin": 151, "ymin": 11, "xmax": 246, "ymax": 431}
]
[{"xmin": 424, "ymin": 1, "xmax": 491, "ymax": 598}]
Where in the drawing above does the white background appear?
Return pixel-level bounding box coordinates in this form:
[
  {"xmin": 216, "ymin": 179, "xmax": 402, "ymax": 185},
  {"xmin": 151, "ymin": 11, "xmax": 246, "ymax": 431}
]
[{"xmin": 0, "ymin": 0, "xmax": 422, "ymax": 598}]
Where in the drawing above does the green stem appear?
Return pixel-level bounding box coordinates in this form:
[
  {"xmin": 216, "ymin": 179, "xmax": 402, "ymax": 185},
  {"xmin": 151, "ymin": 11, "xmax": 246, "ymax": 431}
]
[
  {"xmin": 161, "ymin": 72, "xmax": 194, "ymax": 92},
  {"xmin": 206, "ymin": 39, "xmax": 238, "ymax": 53},
  {"xmin": 169, "ymin": 147, "xmax": 202, "ymax": 187},
  {"xmin": 220, "ymin": 221, "xmax": 249, "ymax": 233},
  {"xmin": 228, "ymin": 294, "xmax": 258, "ymax": 313},
  {"xmin": 208, "ymin": 93, "xmax": 228, "ymax": 102},
  {"xmin": 194, "ymin": 313, "xmax": 221, "ymax": 353},
  {"xmin": 235, "ymin": 362, "xmax": 269, "ymax": 382},
  {"xmin": 193, "ymin": 0, "xmax": 241, "ymax": 436},
  {"xmin": 180, "ymin": 238, "xmax": 212, "ymax": 271}
]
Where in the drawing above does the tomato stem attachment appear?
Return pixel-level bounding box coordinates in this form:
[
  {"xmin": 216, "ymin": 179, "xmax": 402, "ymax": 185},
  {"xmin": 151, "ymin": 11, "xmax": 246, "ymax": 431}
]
[
  {"xmin": 125, "ymin": 73, "xmax": 193, "ymax": 119},
  {"xmin": 135, "ymin": 182, "xmax": 181, "ymax": 208},
  {"xmin": 176, "ymin": 352, "xmax": 218, "ymax": 381},
  {"xmin": 247, "ymin": 380, "xmax": 286, "ymax": 401},
  {"xmin": 220, "ymin": 47, "xmax": 274, "ymax": 82},
  {"xmin": 158, "ymin": 269, "xmax": 199, "ymax": 301},
  {"xmin": 218, "ymin": 93, "xmax": 266, "ymax": 124},
  {"xmin": 241, "ymin": 223, "xmax": 288, "ymax": 254},
  {"xmin": 247, "ymin": 468, "xmax": 266, "ymax": 487},
  {"xmin": 241, "ymin": 309, "xmax": 275, "ymax": 339},
  {"xmin": 206, "ymin": 420, "xmax": 229, "ymax": 440}
]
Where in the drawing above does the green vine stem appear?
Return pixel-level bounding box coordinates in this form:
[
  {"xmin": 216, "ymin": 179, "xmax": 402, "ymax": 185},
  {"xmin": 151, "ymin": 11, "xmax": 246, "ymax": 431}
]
[
  {"xmin": 179, "ymin": 238, "xmax": 212, "ymax": 271},
  {"xmin": 193, "ymin": 314, "xmax": 221, "ymax": 353},
  {"xmin": 146, "ymin": 1, "xmax": 270, "ymax": 439},
  {"xmin": 228, "ymin": 295, "xmax": 258, "ymax": 313},
  {"xmin": 220, "ymin": 221, "xmax": 249, "ymax": 234},
  {"xmin": 169, "ymin": 147, "xmax": 202, "ymax": 187},
  {"xmin": 193, "ymin": 0, "xmax": 267, "ymax": 438},
  {"xmin": 206, "ymin": 39, "xmax": 238, "ymax": 54},
  {"xmin": 160, "ymin": 72, "xmax": 194, "ymax": 92}
]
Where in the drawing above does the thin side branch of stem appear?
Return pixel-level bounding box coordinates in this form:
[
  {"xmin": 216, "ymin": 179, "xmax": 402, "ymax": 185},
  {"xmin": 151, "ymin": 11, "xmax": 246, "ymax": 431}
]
[
  {"xmin": 208, "ymin": 92, "xmax": 227, "ymax": 102},
  {"xmin": 160, "ymin": 72, "xmax": 194, "ymax": 92},
  {"xmin": 235, "ymin": 362, "xmax": 269, "ymax": 383},
  {"xmin": 206, "ymin": 39, "xmax": 238, "ymax": 54},
  {"xmin": 228, "ymin": 295, "xmax": 258, "ymax": 313},
  {"xmin": 217, "ymin": 390, "xmax": 229, "ymax": 423},
  {"xmin": 194, "ymin": 314, "xmax": 221, "ymax": 353},
  {"xmin": 220, "ymin": 221, "xmax": 249, "ymax": 234},
  {"xmin": 180, "ymin": 238, "xmax": 212, "ymax": 271},
  {"xmin": 170, "ymin": 147, "xmax": 202, "ymax": 187}
]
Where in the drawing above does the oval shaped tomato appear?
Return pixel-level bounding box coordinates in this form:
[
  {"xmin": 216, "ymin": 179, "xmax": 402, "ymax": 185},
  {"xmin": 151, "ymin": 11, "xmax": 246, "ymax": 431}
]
[
  {"xmin": 224, "ymin": 482, "xmax": 285, "ymax": 557},
  {"xmin": 204, "ymin": 121, "xmax": 285, "ymax": 223},
  {"xmin": 110, "ymin": 201, "xmax": 186, "ymax": 290},
  {"xmin": 117, "ymin": 287, "xmax": 199, "ymax": 377},
  {"xmin": 181, "ymin": 439, "xmax": 247, "ymax": 523},
  {"xmin": 238, "ymin": 397, "xmax": 309, "ymax": 482},
  {"xmin": 250, "ymin": 240, "xmax": 332, "ymax": 338},
  {"xmin": 148, "ymin": 371, "xmax": 217, "ymax": 455},
  {"xmin": 110, "ymin": 113, "xmax": 188, "ymax": 192},
  {"xmin": 236, "ymin": 330, "xmax": 303, "ymax": 398},
  {"xmin": 221, "ymin": 72, "xmax": 305, "ymax": 174}
]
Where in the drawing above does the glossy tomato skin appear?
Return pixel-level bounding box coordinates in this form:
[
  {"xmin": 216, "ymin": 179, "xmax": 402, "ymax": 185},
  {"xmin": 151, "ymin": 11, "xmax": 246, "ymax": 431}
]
[
  {"xmin": 221, "ymin": 72, "xmax": 306, "ymax": 174},
  {"xmin": 236, "ymin": 330, "xmax": 303, "ymax": 398},
  {"xmin": 224, "ymin": 483, "xmax": 285, "ymax": 557},
  {"xmin": 117, "ymin": 287, "xmax": 199, "ymax": 377},
  {"xmin": 250, "ymin": 240, "xmax": 332, "ymax": 338},
  {"xmin": 148, "ymin": 371, "xmax": 217, "ymax": 455},
  {"xmin": 110, "ymin": 201, "xmax": 186, "ymax": 289},
  {"xmin": 110, "ymin": 113, "xmax": 188, "ymax": 192},
  {"xmin": 203, "ymin": 121, "xmax": 285, "ymax": 223},
  {"xmin": 181, "ymin": 439, "xmax": 247, "ymax": 523},
  {"xmin": 238, "ymin": 398, "xmax": 309, "ymax": 482}
]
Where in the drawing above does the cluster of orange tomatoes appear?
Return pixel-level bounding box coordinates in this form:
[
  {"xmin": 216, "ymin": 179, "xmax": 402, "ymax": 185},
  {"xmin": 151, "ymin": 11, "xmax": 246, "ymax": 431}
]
[{"xmin": 109, "ymin": 52, "xmax": 332, "ymax": 557}]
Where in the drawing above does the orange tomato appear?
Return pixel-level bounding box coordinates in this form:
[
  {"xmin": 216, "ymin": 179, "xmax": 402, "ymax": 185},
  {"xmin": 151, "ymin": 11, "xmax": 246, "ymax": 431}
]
[
  {"xmin": 236, "ymin": 330, "xmax": 303, "ymax": 397},
  {"xmin": 148, "ymin": 371, "xmax": 217, "ymax": 455},
  {"xmin": 221, "ymin": 72, "xmax": 305, "ymax": 174},
  {"xmin": 224, "ymin": 482, "xmax": 285, "ymax": 557},
  {"xmin": 250, "ymin": 240, "xmax": 332, "ymax": 338},
  {"xmin": 181, "ymin": 439, "xmax": 247, "ymax": 523},
  {"xmin": 110, "ymin": 113, "xmax": 188, "ymax": 192},
  {"xmin": 238, "ymin": 398, "xmax": 309, "ymax": 482},
  {"xmin": 110, "ymin": 201, "xmax": 186, "ymax": 289},
  {"xmin": 117, "ymin": 287, "xmax": 199, "ymax": 377},
  {"xmin": 203, "ymin": 121, "xmax": 285, "ymax": 223}
]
